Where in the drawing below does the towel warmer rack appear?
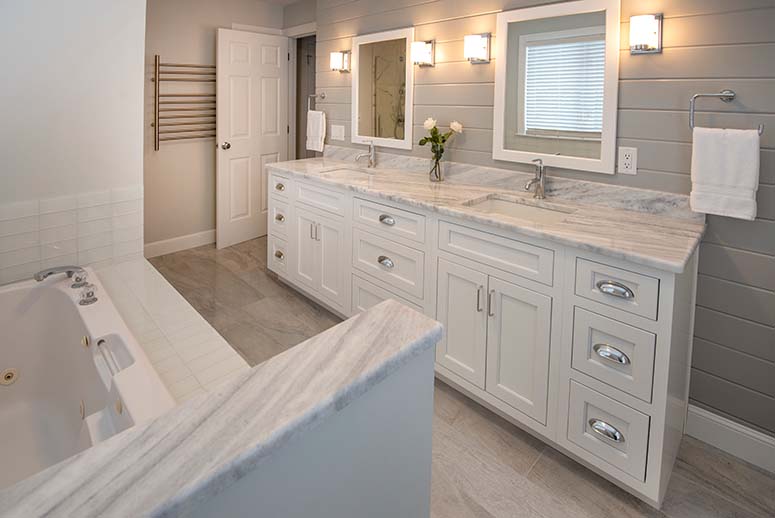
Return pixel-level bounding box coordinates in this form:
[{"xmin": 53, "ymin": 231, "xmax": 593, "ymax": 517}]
[
  {"xmin": 151, "ymin": 55, "xmax": 216, "ymax": 150},
  {"xmin": 689, "ymin": 90, "xmax": 764, "ymax": 135},
  {"xmin": 308, "ymin": 92, "xmax": 326, "ymax": 111}
]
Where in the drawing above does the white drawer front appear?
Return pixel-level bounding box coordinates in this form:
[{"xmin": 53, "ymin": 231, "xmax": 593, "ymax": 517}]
[
  {"xmin": 575, "ymin": 258, "xmax": 660, "ymax": 320},
  {"xmin": 269, "ymin": 172, "xmax": 290, "ymax": 198},
  {"xmin": 353, "ymin": 198, "xmax": 426, "ymax": 244},
  {"xmin": 352, "ymin": 229, "xmax": 424, "ymax": 299},
  {"xmin": 567, "ymin": 381, "xmax": 650, "ymax": 481},
  {"xmin": 571, "ymin": 307, "xmax": 656, "ymax": 402},
  {"xmin": 296, "ymin": 182, "xmax": 346, "ymax": 216},
  {"xmin": 268, "ymin": 199, "xmax": 289, "ymax": 238},
  {"xmin": 268, "ymin": 235, "xmax": 288, "ymax": 276},
  {"xmin": 352, "ymin": 274, "xmax": 423, "ymax": 314},
  {"xmin": 438, "ymin": 221, "xmax": 554, "ymax": 286}
]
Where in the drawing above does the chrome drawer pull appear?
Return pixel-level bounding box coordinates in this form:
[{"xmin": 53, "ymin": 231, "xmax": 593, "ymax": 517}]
[
  {"xmin": 275, "ymin": 182, "xmax": 285, "ymax": 192},
  {"xmin": 476, "ymin": 285, "xmax": 484, "ymax": 312},
  {"xmin": 596, "ymin": 280, "xmax": 635, "ymax": 300},
  {"xmin": 378, "ymin": 214, "xmax": 396, "ymax": 226},
  {"xmin": 487, "ymin": 289, "xmax": 496, "ymax": 317},
  {"xmin": 377, "ymin": 255, "xmax": 394, "ymax": 269},
  {"xmin": 593, "ymin": 344, "xmax": 631, "ymax": 366},
  {"xmin": 274, "ymin": 250, "xmax": 284, "ymax": 260},
  {"xmin": 589, "ymin": 419, "xmax": 625, "ymax": 443},
  {"xmin": 275, "ymin": 213, "xmax": 285, "ymax": 222}
]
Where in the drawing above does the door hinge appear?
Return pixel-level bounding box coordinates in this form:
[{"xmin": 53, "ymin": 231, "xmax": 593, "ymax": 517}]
[
  {"xmin": 288, "ymin": 52, "xmax": 290, "ymax": 61},
  {"xmin": 287, "ymin": 125, "xmax": 290, "ymax": 134}
]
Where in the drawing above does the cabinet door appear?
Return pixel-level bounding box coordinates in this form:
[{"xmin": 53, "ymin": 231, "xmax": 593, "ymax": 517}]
[
  {"xmin": 291, "ymin": 206, "xmax": 319, "ymax": 291},
  {"xmin": 486, "ymin": 276, "xmax": 552, "ymax": 424},
  {"xmin": 436, "ymin": 258, "xmax": 488, "ymax": 389},
  {"xmin": 317, "ymin": 214, "xmax": 346, "ymax": 309}
]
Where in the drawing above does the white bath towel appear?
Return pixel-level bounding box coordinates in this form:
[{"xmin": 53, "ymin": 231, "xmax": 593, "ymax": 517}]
[
  {"xmin": 306, "ymin": 110, "xmax": 326, "ymax": 152},
  {"xmin": 690, "ymin": 127, "xmax": 760, "ymax": 220}
]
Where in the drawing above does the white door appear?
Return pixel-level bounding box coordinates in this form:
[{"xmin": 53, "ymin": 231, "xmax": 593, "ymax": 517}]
[
  {"xmin": 436, "ymin": 258, "xmax": 488, "ymax": 388},
  {"xmin": 317, "ymin": 214, "xmax": 346, "ymax": 309},
  {"xmin": 485, "ymin": 276, "xmax": 552, "ymax": 424},
  {"xmin": 291, "ymin": 206, "xmax": 318, "ymax": 290},
  {"xmin": 216, "ymin": 29, "xmax": 289, "ymax": 249}
]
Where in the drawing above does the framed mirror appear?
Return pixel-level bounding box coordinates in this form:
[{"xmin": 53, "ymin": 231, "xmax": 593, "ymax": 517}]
[
  {"xmin": 493, "ymin": 0, "xmax": 620, "ymax": 173},
  {"xmin": 351, "ymin": 27, "xmax": 414, "ymax": 150}
]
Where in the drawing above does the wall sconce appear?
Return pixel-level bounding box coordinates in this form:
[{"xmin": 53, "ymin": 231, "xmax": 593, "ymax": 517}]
[
  {"xmin": 629, "ymin": 14, "xmax": 662, "ymax": 54},
  {"xmin": 411, "ymin": 40, "xmax": 435, "ymax": 67},
  {"xmin": 329, "ymin": 50, "xmax": 350, "ymax": 72},
  {"xmin": 464, "ymin": 33, "xmax": 491, "ymax": 64}
]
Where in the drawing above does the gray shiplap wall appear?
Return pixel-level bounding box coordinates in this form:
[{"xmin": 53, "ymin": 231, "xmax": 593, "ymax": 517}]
[{"xmin": 314, "ymin": 0, "xmax": 775, "ymax": 434}]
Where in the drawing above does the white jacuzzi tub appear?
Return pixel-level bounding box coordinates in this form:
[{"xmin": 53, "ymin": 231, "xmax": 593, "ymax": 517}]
[{"xmin": 0, "ymin": 268, "xmax": 175, "ymax": 489}]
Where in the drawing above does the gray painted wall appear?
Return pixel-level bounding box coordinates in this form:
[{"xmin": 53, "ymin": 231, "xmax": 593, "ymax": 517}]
[{"xmin": 314, "ymin": 0, "xmax": 775, "ymax": 434}]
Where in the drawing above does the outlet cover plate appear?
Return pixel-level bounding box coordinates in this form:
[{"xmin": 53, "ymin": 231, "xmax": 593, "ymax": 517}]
[
  {"xmin": 331, "ymin": 124, "xmax": 345, "ymax": 141},
  {"xmin": 617, "ymin": 146, "xmax": 638, "ymax": 175}
]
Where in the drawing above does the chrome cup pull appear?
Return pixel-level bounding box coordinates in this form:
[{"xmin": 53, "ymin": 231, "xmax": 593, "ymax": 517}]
[
  {"xmin": 596, "ymin": 280, "xmax": 635, "ymax": 300},
  {"xmin": 274, "ymin": 250, "xmax": 285, "ymax": 260},
  {"xmin": 275, "ymin": 213, "xmax": 285, "ymax": 222},
  {"xmin": 588, "ymin": 419, "xmax": 625, "ymax": 443},
  {"xmin": 378, "ymin": 214, "xmax": 396, "ymax": 226},
  {"xmin": 593, "ymin": 344, "xmax": 631, "ymax": 366},
  {"xmin": 275, "ymin": 182, "xmax": 285, "ymax": 192},
  {"xmin": 377, "ymin": 255, "xmax": 394, "ymax": 269}
]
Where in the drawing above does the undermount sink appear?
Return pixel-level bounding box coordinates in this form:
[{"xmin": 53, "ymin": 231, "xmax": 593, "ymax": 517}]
[
  {"xmin": 463, "ymin": 194, "xmax": 575, "ymax": 224},
  {"xmin": 319, "ymin": 166, "xmax": 375, "ymax": 179}
]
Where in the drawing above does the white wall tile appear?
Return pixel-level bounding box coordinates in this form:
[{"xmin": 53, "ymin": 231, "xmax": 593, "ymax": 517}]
[
  {"xmin": 40, "ymin": 224, "xmax": 76, "ymax": 244},
  {"xmin": 39, "ymin": 195, "xmax": 77, "ymax": 214},
  {"xmin": 0, "ymin": 216, "xmax": 38, "ymax": 237},
  {"xmin": 42, "ymin": 239, "xmax": 77, "ymax": 259},
  {"xmin": 0, "ymin": 200, "xmax": 39, "ymax": 221},
  {"xmin": 0, "ymin": 246, "xmax": 41, "ymax": 268},
  {"xmin": 0, "ymin": 232, "xmax": 39, "ymax": 253},
  {"xmin": 39, "ymin": 210, "xmax": 77, "ymax": 229},
  {"xmin": 78, "ymin": 205, "xmax": 112, "ymax": 223},
  {"xmin": 77, "ymin": 190, "xmax": 111, "ymax": 208}
]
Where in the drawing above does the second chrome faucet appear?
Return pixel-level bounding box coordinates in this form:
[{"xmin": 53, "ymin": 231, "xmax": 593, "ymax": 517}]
[
  {"xmin": 355, "ymin": 142, "xmax": 377, "ymax": 168},
  {"xmin": 525, "ymin": 158, "xmax": 547, "ymax": 199}
]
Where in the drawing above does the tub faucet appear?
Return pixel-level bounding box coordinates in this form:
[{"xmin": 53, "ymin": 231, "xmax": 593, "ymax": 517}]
[
  {"xmin": 355, "ymin": 142, "xmax": 377, "ymax": 168},
  {"xmin": 34, "ymin": 265, "xmax": 86, "ymax": 284},
  {"xmin": 525, "ymin": 158, "xmax": 547, "ymax": 199}
]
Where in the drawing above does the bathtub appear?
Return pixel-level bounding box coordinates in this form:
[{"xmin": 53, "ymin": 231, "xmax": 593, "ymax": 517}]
[{"xmin": 0, "ymin": 268, "xmax": 175, "ymax": 489}]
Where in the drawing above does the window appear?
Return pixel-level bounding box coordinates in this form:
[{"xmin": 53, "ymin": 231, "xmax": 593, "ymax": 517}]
[{"xmin": 518, "ymin": 27, "xmax": 605, "ymax": 140}]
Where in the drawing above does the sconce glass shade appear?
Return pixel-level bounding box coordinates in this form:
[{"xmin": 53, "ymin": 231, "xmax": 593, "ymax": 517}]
[
  {"xmin": 630, "ymin": 14, "xmax": 662, "ymax": 54},
  {"xmin": 411, "ymin": 40, "xmax": 434, "ymax": 66},
  {"xmin": 329, "ymin": 50, "xmax": 350, "ymax": 72},
  {"xmin": 464, "ymin": 33, "xmax": 491, "ymax": 63}
]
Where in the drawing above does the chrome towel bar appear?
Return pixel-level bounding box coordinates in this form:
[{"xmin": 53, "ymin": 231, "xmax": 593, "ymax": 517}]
[
  {"xmin": 308, "ymin": 92, "xmax": 326, "ymax": 111},
  {"xmin": 689, "ymin": 89, "xmax": 764, "ymax": 135}
]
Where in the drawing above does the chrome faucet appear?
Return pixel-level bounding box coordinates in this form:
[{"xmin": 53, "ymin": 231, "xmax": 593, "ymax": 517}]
[
  {"xmin": 34, "ymin": 265, "xmax": 86, "ymax": 284},
  {"xmin": 524, "ymin": 158, "xmax": 547, "ymax": 199},
  {"xmin": 355, "ymin": 142, "xmax": 377, "ymax": 168}
]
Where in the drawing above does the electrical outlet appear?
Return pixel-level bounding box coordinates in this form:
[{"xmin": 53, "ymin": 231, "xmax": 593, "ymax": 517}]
[
  {"xmin": 617, "ymin": 146, "xmax": 638, "ymax": 175},
  {"xmin": 331, "ymin": 124, "xmax": 345, "ymax": 141}
]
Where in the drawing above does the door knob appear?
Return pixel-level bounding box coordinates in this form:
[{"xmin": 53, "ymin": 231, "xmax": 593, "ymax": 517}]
[{"xmin": 221, "ymin": 141, "xmax": 231, "ymax": 150}]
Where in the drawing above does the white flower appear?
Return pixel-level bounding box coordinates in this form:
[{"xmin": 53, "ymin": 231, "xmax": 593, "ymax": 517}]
[
  {"xmin": 423, "ymin": 117, "xmax": 437, "ymax": 130},
  {"xmin": 450, "ymin": 120, "xmax": 463, "ymax": 134}
]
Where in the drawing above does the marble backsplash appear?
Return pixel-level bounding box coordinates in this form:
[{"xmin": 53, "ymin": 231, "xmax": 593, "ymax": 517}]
[{"xmin": 323, "ymin": 145, "xmax": 704, "ymax": 223}]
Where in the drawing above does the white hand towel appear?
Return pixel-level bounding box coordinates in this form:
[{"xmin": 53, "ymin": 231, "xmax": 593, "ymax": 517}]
[
  {"xmin": 690, "ymin": 127, "xmax": 760, "ymax": 220},
  {"xmin": 306, "ymin": 110, "xmax": 326, "ymax": 152}
]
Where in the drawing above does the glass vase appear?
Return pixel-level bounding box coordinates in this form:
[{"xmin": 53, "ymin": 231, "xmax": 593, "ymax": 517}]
[{"xmin": 429, "ymin": 158, "xmax": 444, "ymax": 182}]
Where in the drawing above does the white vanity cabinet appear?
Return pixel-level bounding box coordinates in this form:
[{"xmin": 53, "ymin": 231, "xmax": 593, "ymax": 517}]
[{"xmin": 266, "ymin": 169, "xmax": 698, "ymax": 509}]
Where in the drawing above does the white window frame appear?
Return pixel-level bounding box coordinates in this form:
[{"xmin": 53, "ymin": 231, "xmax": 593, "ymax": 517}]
[
  {"xmin": 517, "ymin": 26, "xmax": 605, "ymax": 139},
  {"xmin": 493, "ymin": 0, "xmax": 620, "ymax": 174},
  {"xmin": 351, "ymin": 27, "xmax": 415, "ymax": 150}
]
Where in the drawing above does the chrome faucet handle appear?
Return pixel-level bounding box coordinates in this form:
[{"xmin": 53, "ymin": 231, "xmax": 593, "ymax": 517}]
[
  {"xmin": 71, "ymin": 271, "xmax": 89, "ymax": 289},
  {"xmin": 78, "ymin": 283, "xmax": 98, "ymax": 306}
]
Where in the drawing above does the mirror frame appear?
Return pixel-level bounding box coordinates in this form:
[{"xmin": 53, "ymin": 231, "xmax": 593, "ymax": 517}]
[
  {"xmin": 492, "ymin": 0, "xmax": 620, "ymax": 174},
  {"xmin": 351, "ymin": 27, "xmax": 415, "ymax": 150}
]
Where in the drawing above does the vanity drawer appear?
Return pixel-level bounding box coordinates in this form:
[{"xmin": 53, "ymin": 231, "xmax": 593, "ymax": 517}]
[
  {"xmin": 352, "ymin": 229, "xmax": 424, "ymax": 299},
  {"xmin": 567, "ymin": 380, "xmax": 650, "ymax": 482},
  {"xmin": 268, "ymin": 199, "xmax": 289, "ymax": 238},
  {"xmin": 268, "ymin": 235, "xmax": 288, "ymax": 276},
  {"xmin": 353, "ymin": 198, "xmax": 426, "ymax": 244},
  {"xmin": 438, "ymin": 221, "xmax": 554, "ymax": 286},
  {"xmin": 352, "ymin": 274, "xmax": 423, "ymax": 314},
  {"xmin": 269, "ymin": 172, "xmax": 290, "ymax": 198},
  {"xmin": 575, "ymin": 258, "xmax": 659, "ymax": 320},
  {"xmin": 571, "ymin": 307, "xmax": 655, "ymax": 402},
  {"xmin": 295, "ymin": 181, "xmax": 346, "ymax": 216}
]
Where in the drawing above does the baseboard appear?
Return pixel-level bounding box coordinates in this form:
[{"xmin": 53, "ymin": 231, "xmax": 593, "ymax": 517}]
[
  {"xmin": 144, "ymin": 229, "xmax": 215, "ymax": 258},
  {"xmin": 685, "ymin": 404, "xmax": 775, "ymax": 474}
]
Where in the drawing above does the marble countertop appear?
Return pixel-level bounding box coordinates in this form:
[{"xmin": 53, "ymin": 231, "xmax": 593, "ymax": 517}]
[
  {"xmin": 268, "ymin": 157, "xmax": 706, "ymax": 273},
  {"xmin": 0, "ymin": 300, "xmax": 442, "ymax": 517}
]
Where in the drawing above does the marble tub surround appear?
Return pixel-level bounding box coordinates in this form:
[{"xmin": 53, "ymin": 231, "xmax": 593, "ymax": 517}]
[
  {"xmin": 0, "ymin": 300, "xmax": 442, "ymax": 517},
  {"xmin": 270, "ymin": 154, "xmax": 706, "ymax": 272}
]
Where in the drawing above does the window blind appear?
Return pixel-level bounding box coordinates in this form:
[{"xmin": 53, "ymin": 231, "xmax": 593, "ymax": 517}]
[{"xmin": 523, "ymin": 38, "xmax": 605, "ymax": 134}]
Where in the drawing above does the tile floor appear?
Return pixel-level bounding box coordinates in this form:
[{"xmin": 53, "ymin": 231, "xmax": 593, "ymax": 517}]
[{"xmin": 151, "ymin": 237, "xmax": 775, "ymax": 518}]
